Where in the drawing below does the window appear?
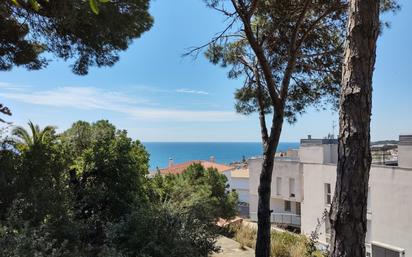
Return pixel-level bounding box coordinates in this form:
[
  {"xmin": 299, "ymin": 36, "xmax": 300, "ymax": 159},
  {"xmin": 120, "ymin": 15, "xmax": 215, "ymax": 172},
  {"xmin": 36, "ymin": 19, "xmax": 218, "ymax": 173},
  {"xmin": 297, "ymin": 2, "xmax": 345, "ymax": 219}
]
[
  {"xmin": 289, "ymin": 178, "xmax": 295, "ymax": 197},
  {"xmin": 325, "ymin": 183, "xmax": 332, "ymax": 205},
  {"xmin": 276, "ymin": 177, "xmax": 282, "ymax": 195},
  {"xmin": 284, "ymin": 200, "xmax": 291, "ymax": 212},
  {"xmin": 325, "ymin": 212, "xmax": 331, "ymax": 242},
  {"xmin": 366, "ymin": 220, "xmax": 372, "ymax": 243},
  {"xmin": 296, "ymin": 202, "xmax": 301, "ymax": 215},
  {"xmin": 367, "ymin": 186, "xmax": 372, "ymax": 213}
]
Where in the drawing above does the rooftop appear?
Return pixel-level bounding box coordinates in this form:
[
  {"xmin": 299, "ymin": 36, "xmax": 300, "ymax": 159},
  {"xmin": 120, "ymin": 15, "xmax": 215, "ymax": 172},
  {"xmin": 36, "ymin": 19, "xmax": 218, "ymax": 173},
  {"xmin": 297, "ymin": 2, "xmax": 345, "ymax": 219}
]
[
  {"xmin": 399, "ymin": 135, "xmax": 412, "ymax": 145},
  {"xmin": 158, "ymin": 160, "xmax": 233, "ymax": 175},
  {"xmin": 230, "ymin": 168, "xmax": 249, "ymax": 178},
  {"xmin": 300, "ymin": 138, "xmax": 338, "ymax": 145}
]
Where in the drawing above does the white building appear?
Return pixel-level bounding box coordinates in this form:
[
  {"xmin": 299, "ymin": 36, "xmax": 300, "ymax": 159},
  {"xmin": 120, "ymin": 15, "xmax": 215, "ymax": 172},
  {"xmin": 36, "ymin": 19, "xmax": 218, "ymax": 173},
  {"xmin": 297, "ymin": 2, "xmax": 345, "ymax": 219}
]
[
  {"xmin": 249, "ymin": 135, "xmax": 412, "ymax": 257},
  {"xmin": 223, "ymin": 165, "xmax": 250, "ymax": 203}
]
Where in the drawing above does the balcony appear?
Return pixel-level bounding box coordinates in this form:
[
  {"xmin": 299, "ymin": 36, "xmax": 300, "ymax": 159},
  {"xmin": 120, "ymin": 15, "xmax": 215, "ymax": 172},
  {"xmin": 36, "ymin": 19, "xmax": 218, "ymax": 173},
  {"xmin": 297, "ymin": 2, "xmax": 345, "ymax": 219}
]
[
  {"xmin": 271, "ymin": 213, "xmax": 301, "ymax": 227},
  {"xmin": 249, "ymin": 212, "xmax": 301, "ymax": 227}
]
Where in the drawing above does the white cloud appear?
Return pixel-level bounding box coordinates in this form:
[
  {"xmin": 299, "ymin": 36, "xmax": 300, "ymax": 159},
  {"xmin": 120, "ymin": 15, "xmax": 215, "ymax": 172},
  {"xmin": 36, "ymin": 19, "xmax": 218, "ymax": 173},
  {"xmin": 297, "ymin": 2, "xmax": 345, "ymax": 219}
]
[
  {"xmin": 124, "ymin": 108, "xmax": 238, "ymax": 122},
  {"xmin": 131, "ymin": 85, "xmax": 209, "ymax": 95},
  {"xmin": 0, "ymin": 87, "xmax": 144, "ymax": 110},
  {"xmin": 0, "ymin": 84, "xmax": 238, "ymax": 122},
  {"xmin": 0, "ymin": 82, "xmax": 28, "ymax": 91},
  {"xmin": 176, "ymin": 88, "xmax": 209, "ymax": 95}
]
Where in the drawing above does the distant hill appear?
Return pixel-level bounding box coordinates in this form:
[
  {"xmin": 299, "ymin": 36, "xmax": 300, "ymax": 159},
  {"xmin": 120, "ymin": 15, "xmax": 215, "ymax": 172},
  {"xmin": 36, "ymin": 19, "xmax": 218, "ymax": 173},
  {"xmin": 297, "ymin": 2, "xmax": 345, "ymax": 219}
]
[{"xmin": 371, "ymin": 140, "xmax": 398, "ymax": 146}]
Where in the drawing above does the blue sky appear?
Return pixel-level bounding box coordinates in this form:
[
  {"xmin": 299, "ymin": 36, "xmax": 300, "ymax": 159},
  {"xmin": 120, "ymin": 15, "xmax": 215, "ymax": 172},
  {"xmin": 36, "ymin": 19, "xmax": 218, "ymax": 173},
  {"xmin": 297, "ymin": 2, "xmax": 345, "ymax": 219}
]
[{"xmin": 0, "ymin": 0, "xmax": 411, "ymax": 142}]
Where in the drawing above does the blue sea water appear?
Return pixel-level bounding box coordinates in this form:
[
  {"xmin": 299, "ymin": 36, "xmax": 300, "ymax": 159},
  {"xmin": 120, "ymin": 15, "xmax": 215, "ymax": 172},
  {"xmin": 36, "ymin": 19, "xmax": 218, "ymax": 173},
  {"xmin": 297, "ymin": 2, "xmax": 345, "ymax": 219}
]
[{"xmin": 142, "ymin": 142, "xmax": 299, "ymax": 169}]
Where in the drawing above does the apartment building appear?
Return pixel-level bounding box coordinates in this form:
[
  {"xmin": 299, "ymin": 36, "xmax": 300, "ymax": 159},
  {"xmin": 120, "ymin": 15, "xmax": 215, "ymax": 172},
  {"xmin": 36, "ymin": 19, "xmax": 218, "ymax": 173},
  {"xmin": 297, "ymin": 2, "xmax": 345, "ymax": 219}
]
[
  {"xmin": 248, "ymin": 135, "xmax": 412, "ymax": 257},
  {"xmin": 249, "ymin": 153, "xmax": 303, "ymax": 228}
]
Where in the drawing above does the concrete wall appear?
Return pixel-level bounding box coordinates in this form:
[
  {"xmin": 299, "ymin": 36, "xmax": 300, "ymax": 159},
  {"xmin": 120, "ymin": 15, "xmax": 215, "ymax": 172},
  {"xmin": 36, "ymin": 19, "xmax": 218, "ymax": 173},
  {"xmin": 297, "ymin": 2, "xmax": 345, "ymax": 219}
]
[
  {"xmin": 223, "ymin": 170, "xmax": 250, "ymax": 203},
  {"xmin": 237, "ymin": 189, "xmax": 249, "ymax": 203},
  {"xmin": 368, "ymin": 165, "xmax": 412, "ymax": 254},
  {"xmin": 398, "ymin": 135, "xmax": 412, "ymax": 169},
  {"xmin": 398, "ymin": 145, "xmax": 412, "ymax": 169},
  {"xmin": 323, "ymin": 144, "xmax": 338, "ymax": 164},
  {"xmin": 248, "ymin": 138, "xmax": 412, "ymax": 255},
  {"xmin": 299, "ymin": 144, "xmax": 338, "ymax": 164},
  {"xmin": 300, "ymin": 163, "xmax": 336, "ymax": 244},
  {"xmin": 248, "ymin": 159, "xmax": 260, "ymax": 190},
  {"xmin": 301, "ymin": 162, "xmax": 412, "ymax": 255},
  {"xmin": 232, "ymin": 177, "xmax": 249, "ymax": 203},
  {"xmin": 248, "ymin": 158, "xmax": 303, "ymax": 219},
  {"xmin": 299, "ymin": 145, "xmax": 326, "ymax": 164},
  {"xmin": 232, "ymin": 177, "xmax": 249, "ymax": 190}
]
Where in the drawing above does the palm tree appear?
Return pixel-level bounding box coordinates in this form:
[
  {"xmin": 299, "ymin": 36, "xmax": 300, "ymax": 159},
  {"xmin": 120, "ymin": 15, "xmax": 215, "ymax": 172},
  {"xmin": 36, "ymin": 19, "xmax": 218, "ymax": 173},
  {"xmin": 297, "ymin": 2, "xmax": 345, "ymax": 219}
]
[{"xmin": 12, "ymin": 121, "xmax": 56, "ymax": 147}]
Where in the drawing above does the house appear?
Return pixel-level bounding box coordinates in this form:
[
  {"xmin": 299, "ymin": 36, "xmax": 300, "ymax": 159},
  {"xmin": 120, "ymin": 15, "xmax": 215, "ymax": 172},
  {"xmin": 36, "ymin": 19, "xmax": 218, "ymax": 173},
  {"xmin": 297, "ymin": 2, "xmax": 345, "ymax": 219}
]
[
  {"xmin": 158, "ymin": 157, "xmax": 233, "ymax": 175},
  {"xmin": 223, "ymin": 164, "xmax": 249, "ymax": 203},
  {"xmin": 248, "ymin": 134, "xmax": 412, "ymax": 257}
]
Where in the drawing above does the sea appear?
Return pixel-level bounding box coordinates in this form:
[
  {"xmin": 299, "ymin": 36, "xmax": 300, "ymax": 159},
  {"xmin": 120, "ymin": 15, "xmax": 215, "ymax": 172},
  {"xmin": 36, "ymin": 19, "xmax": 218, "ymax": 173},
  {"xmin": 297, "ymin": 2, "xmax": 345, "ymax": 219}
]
[{"xmin": 143, "ymin": 142, "xmax": 299, "ymax": 170}]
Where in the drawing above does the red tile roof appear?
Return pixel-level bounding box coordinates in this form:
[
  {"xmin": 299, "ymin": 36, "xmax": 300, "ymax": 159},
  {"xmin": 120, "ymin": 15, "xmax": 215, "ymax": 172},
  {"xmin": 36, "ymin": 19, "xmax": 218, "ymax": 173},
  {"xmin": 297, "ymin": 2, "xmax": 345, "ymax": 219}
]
[{"xmin": 159, "ymin": 160, "xmax": 233, "ymax": 175}]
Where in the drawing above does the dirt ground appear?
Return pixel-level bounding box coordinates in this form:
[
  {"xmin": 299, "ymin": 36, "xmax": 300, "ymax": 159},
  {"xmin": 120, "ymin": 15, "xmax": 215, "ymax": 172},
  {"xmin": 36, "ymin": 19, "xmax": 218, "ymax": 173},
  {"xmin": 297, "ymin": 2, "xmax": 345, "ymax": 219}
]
[{"xmin": 211, "ymin": 236, "xmax": 254, "ymax": 257}]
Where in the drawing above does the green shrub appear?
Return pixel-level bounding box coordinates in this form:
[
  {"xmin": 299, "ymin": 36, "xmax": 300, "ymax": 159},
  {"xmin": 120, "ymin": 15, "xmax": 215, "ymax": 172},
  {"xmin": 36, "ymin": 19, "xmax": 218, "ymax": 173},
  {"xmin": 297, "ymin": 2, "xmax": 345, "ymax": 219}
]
[
  {"xmin": 230, "ymin": 224, "xmax": 326, "ymax": 257},
  {"xmin": 0, "ymin": 120, "xmax": 231, "ymax": 257}
]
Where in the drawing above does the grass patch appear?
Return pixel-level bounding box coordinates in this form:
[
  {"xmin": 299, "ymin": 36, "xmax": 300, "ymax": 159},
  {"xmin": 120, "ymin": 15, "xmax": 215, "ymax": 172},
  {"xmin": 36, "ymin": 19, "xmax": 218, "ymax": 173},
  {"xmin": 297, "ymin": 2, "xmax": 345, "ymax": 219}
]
[{"xmin": 227, "ymin": 224, "xmax": 325, "ymax": 257}]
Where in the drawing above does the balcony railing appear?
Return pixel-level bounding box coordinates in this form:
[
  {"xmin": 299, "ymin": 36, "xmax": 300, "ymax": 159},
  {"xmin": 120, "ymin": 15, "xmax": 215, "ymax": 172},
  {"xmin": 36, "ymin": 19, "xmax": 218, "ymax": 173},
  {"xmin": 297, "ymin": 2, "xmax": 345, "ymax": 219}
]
[
  {"xmin": 272, "ymin": 213, "xmax": 301, "ymax": 227},
  {"xmin": 249, "ymin": 212, "xmax": 301, "ymax": 227}
]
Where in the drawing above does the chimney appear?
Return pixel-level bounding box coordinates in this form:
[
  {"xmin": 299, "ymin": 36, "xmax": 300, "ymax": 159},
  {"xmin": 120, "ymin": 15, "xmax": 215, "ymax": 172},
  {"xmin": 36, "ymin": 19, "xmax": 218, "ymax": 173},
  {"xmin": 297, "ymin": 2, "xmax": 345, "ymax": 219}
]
[
  {"xmin": 168, "ymin": 157, "xmax": 174, "ymax": 167},
  {"xmin": 308, "ymin": 135, "xmax": 312, "ymax": 140},
  {"xmin": 209, "ymin": 156, "xmax": 216, "ymax": 163}
]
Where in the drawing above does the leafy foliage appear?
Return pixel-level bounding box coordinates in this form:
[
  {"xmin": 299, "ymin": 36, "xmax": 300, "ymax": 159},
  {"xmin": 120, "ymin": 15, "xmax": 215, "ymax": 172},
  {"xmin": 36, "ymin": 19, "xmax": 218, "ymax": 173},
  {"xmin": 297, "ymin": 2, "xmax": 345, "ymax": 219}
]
[
  {"xmin": 201, "ymin": 1, "xmax": 399, "ymax": 255},
  {"xmin": 110, "ymin": 203, "xmax": 219, "ymax": 257},
  {"xmin": 151, "ymin": 163, "xmax": 239, "ymax": 223},
  {"xmin": 0, "ymin": 120, "xmax": 235, "ymax": 257},
  {"xmin": 204, "ymin": 1, "xmax": 341, "ymax": 123},
  {"xmin": 0, "ymin": 104, "xmax": 12, "ymax": 124},
  {"xmin": 203, "ymin": 0, "xmax": 399, "ymax": 124},
  {"xmin": 1, "ymin": 0, "xmax": 153, "ymax": 74},
  {"xmin": 12, "ymin": 121, "xmax": 56, "ymax": 149}
]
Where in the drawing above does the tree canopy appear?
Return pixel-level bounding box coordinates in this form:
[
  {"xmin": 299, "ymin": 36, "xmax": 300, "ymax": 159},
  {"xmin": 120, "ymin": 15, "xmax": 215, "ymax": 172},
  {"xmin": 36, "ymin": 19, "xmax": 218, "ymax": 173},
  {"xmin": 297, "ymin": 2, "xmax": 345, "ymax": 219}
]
[
  {"xmin": 197, "ymin": 1, "xmax": 399, "ymax": 256},
  {"xmin": 1, "ymin": 0, "xmax": 153, "ymax": 75},
  {"xmin": 203, "ymin": 0, "xmax": 398, "ymax": 123},
  {"xmin": 0, "ymin": 120, "xmax": 238, "ymax": 257}
]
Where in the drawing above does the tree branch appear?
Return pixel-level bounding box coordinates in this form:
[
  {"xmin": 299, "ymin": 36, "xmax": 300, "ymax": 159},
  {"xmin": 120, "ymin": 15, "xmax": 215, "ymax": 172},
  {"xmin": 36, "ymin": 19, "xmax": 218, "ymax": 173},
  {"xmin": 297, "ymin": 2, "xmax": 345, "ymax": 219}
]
[
  {"xmin": 231, "ymin": 0, "xmax": 282, "ymax": 112},
  {"xmin": 297, "ymin": 2, "xmax": 346, "ymax": 47},
  {"xmin": 253, "ymin": 66, "xmax": 269, "ymax": 142},
  {"xmin": 248, "ymin": 0, "xmax": 259, "ymax": 18},
  {"xmin": 290, "ymin": 0, "xmax": 311, "ymax": 52},
  {"xmin": 279, "ymin": 0, "xmax": 311, "ymax": 102},
  {"xmin": 207, "ymin": 4, "xmax": 237, "ymax": 17},
  {"xmin": 183, "ymin": 17, "xmax": 238, "ymax": 58}
]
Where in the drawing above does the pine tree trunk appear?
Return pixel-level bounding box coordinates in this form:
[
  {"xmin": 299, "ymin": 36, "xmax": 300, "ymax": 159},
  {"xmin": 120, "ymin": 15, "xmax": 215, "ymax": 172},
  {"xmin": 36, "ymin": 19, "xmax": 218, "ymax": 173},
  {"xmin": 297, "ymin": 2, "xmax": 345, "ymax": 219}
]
[
  {"xmin": 329, "ymin": 1, "xmax": 380, "ymax": 257},
  {"xmin": 256, "ymin": 115, "xmax": 283, "ymax": 257}
]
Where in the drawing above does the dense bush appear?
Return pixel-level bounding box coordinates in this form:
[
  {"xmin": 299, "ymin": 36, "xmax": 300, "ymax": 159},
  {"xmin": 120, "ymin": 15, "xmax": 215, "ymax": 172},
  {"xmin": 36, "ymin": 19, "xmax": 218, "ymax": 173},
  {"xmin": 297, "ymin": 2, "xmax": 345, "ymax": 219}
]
[
  {"xmin": 0, "ymin": 120, "xmax": 238, "ymax": 257},
  {"xmin": 150, "ymin": 163, "xmax": 239, "ymax": 223},
  {"xmin": 109, "ymin": 203, "xmax": 219, "ymax": 257}
]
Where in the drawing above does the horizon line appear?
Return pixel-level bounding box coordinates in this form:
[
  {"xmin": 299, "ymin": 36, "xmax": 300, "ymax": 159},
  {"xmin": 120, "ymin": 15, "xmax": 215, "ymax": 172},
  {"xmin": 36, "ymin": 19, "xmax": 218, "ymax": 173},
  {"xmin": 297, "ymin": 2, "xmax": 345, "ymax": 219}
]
[{"xmin": 141, "ymin": 141, "xmax": 300, "ymax": 143}]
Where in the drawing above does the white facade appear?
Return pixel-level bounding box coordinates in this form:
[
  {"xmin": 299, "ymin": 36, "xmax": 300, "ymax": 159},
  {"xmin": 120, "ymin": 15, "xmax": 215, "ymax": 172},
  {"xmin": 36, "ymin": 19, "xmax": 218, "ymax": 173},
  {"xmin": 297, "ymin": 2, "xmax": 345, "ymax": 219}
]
[
  {"xmin": 248, "ymin": 135, "xmax": 412, "ymax": 257},
  {"xmin": 399, "ymin": 135, "xmax": 412, "ymax": 169},
  {"xmin": 224, "ymin": 167, "xmax": 250, "ymax": 203},
  {"xmin": 249, "ymin": 157, "xmax": 303, "ymax": 227}
]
